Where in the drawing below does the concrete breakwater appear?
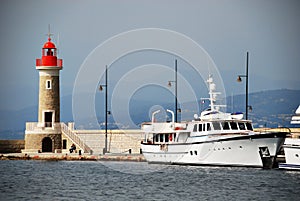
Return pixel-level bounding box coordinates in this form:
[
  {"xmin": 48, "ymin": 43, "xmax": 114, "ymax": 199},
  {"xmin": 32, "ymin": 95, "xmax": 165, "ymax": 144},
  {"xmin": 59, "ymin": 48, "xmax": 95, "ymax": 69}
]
[
  {"xmin": 0, "ymin": 153, "xmax": 146, "ymax": 162},
  {"xmin": 0, "ymin": 140, "xmax": 25, "ymax": 153}
]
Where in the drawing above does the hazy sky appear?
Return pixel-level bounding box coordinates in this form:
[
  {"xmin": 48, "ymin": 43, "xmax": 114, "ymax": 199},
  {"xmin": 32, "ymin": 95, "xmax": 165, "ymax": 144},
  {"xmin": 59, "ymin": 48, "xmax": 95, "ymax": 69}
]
[{"xmin": 1, "ymin": 0, "xmax": 300, "ymax": 112}]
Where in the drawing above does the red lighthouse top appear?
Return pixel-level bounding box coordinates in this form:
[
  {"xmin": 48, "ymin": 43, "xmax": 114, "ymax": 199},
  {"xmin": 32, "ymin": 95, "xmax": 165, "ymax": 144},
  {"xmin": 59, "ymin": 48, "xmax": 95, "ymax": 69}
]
[
  {"xmin": 43, "ymin": 37, "xmax": 56, "ymax": 49},
  {"xmin": 36, "ymin": 33, "xmax": 62, "ymax": 69}
]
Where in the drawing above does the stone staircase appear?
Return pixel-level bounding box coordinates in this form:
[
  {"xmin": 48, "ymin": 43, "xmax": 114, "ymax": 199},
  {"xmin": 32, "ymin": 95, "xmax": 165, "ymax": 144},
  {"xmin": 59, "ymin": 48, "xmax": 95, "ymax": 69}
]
[{"xmin": 60, "ymin": 123, "xmax": 92, "ymax": 154}]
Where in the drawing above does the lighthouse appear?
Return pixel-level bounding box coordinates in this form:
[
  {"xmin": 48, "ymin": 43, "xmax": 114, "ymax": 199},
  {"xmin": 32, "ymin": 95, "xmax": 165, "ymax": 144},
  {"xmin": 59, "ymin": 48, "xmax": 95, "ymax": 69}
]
[
  {"xmin": 23, "ymin": 31, "xmax": 63, "ymax": 153},
  {"xmin": 36, "ymin": 33, "xmax": 62, "ymax": 126}
]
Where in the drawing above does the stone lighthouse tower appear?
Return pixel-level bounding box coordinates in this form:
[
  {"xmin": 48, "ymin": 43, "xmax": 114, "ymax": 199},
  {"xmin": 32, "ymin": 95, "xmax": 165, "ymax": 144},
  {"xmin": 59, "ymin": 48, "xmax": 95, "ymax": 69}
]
[
  {"xmin": 37, "ymin": 34, "xmax": 62, "ymax": 127},
  {"xmin": 23, "ymin": 32, "xmax": 63, "ymax": 153}
]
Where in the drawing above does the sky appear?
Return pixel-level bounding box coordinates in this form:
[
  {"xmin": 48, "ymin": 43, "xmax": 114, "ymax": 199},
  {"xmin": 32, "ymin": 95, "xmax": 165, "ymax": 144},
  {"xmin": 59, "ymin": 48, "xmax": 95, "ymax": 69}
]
[{"xmin": 1, "ymin": 0, "xmax": 300, "ymax": 115}]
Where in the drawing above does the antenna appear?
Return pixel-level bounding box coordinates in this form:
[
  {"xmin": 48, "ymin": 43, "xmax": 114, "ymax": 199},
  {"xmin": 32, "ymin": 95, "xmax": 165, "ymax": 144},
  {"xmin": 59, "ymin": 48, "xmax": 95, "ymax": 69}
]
[
  {"xmin": 206, "ymin": 74, "xmax": 226, "ymax": 111},
  {"xmin": 206, "ymin": 57, "xmax": 211, "ymax": 76},
  {"xmin": 46, "ymin": 24, "xmax": 53, "ymax": 40},
  {"xmin": 231, "ymin": 92, "xmax": 233, "ymax": 113},
  {"xmin": 57, "ymin": 33, "xmax": 60, "ymax": 55}
]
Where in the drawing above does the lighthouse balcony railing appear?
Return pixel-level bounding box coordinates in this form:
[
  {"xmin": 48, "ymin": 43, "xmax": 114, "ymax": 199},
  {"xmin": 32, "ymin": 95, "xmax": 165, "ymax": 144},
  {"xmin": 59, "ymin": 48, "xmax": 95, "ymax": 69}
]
[{"xmin": 25, "ymin": 122, "xmax": 61, "ymax": 133}]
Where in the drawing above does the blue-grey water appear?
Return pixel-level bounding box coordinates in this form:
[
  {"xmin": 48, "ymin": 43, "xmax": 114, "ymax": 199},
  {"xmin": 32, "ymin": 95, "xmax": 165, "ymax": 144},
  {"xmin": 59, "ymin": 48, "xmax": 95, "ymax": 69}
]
[{"xmin": 1, "ymin": 160, "xmax": 300, "ymax": 201}]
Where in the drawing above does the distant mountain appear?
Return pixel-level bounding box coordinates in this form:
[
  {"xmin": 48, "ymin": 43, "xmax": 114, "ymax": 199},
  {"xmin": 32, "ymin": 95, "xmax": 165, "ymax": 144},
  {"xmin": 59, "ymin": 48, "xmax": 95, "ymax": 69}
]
[
  {"xmin": 0, "ymin": 89, "xmax": 299, "ymax": 139},
  {"xmin": 227, "ymin": 89, "xmax": 300, "ymax": 128}
]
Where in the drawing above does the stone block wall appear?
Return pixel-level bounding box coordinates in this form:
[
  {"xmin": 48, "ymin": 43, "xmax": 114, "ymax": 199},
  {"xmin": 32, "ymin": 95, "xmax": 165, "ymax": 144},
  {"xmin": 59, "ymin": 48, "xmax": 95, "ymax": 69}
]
[
  {"xmin": 0, "ymin": 140, "xmax": 25, "ymax": 153},
  {"xmin": 108, "ymin": 132, "xmax": 142, "ymax": 154},
  {"xmin": 24, "ymin": 133, "xmax": 62, "ymax": 152}
]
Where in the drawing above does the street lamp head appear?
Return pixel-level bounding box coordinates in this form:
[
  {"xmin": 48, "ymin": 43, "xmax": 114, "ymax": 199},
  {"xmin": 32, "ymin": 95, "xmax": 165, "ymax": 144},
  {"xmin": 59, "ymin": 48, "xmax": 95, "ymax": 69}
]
[
  {"xmin": 237, "ymin": 76, "xmax": 242, "ymax": 82},
  {"xmin": 248, "ymin": 105, "xmax": 253, "ymax": 112}
]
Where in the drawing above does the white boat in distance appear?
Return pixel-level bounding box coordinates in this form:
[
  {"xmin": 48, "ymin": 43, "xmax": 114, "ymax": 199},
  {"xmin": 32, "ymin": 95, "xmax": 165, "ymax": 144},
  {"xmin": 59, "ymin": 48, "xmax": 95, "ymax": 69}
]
[
  {"xmin": 279, "ymin": 105, "xmax": 300, "ymax": 170},
  {"xmin": 141, "ymin": 75, "xmax": 288, "ymax": 168}
]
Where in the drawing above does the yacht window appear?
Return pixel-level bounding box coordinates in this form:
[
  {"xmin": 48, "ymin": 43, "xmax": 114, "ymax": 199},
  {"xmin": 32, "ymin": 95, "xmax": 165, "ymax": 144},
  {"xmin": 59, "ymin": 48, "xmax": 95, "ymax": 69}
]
[
  {"xmin": 198, "ymin": 124, "xmax": 202, "ymax": 132},
  {"xmin": 223, "ymin": 122, "xmax": 230, "ymax": 130},
  {"xmin": 160, "ymin": 134, "xmax": 164, "ymax": 142},
  {"xmin": 165, "ymin": 134, "xmax": 169, "ymax": 143},
  {"xmin": 193, "ymin": 124, "xmax": 197, "ymax": 132},
  {"xmin": 194, "ymin": 151, "xmax": 198, "ymax": 155},
  {"xmin": 169, "ymin": 133, "xmax": 174, "ymax": 142},
  {"xmin": 238, "ymin": 122, "xmax": 246, "ymax": 130},
  {"xmin": 212, "ymin": 122, "xmax": 221, "ymax": 130},
  {"xmin": 173, "ymin": 134, "xmax": 176, "ymax": 142},
  {"xmin": 190, "ymin": 151, "xmax": 193, "ymax": 155},
  {"xmin": 203, "ymin": 123, "xmax": 206, "ymax": 131},
  {"xmin": 207, "ymin": 123, "xmax": 211, "ymax": 131},
  {"xmin": 230, "ymin": 122, "xmax": 238, "ymax": 130},
  {"xmin": 155, "ymin": 134, "xmax": 159, "ymax": 142},
  {"xmin": 246, "ymin": 122, "xmax": 253, "ymax": 131}
]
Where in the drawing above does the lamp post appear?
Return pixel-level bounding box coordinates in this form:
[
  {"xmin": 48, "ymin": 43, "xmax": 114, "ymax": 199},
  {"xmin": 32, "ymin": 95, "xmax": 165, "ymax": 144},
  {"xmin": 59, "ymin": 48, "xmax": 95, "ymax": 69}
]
[
  {"xmin": 237, "ymin": 52, "xmax": 250, "ymax": 120},
  {"xmin": 168, "ymin": 59, "xmax": 180, "ymax": 122},
  {"xmin": 99, "ymin": 65, "xmax": 109, "ymax": 154}
]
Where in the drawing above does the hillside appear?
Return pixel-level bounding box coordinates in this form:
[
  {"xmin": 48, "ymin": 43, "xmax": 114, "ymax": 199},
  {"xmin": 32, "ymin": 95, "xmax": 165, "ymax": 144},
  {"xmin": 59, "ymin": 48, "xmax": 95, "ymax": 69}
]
[{"xmin": 227, "ymin": 89, "xmax": 300, "ymax": 128}]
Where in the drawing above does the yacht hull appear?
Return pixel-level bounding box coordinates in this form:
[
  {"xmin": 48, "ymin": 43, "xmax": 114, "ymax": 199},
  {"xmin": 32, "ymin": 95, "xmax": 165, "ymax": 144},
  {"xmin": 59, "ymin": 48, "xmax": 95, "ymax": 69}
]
[
  {"xmin": 141, "ymin": 132, "xmax": 287, "ymax": 168},
  {"xmin": 279, "ymin": 138, "xmax": 300, "ymax": 170}
]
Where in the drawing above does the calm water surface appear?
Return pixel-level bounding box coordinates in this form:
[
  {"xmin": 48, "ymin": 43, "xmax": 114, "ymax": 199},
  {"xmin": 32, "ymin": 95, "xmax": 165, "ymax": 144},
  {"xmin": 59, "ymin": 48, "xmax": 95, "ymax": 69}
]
[{"xmin": 0, "ymin": 160, "xmax": 300, "ymax": 201}]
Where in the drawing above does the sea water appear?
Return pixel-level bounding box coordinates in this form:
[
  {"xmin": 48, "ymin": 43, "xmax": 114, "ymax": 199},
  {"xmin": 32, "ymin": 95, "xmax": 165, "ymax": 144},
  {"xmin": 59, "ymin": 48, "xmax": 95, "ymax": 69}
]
[{"xmin": 0, "ymin": 160, "xmax": 299, "ymax": 201}]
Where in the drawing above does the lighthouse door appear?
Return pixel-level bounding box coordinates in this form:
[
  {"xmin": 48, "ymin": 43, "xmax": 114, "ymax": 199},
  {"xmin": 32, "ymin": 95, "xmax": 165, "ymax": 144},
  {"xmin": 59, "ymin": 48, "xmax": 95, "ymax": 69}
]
[{"xmin": 45, "ymin": 112, "xmax": 53, "ymax": 127}]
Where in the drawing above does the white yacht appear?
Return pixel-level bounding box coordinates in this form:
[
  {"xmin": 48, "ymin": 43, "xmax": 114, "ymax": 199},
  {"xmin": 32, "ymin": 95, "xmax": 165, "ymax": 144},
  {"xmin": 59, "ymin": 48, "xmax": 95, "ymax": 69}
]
[
  {"xmin": 141, "ymin": 75, "xmax": 288, "ymax": 168},
  {"xmin": 279, "ymin": 105, "xmax": 300, "ymax": 170}
]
